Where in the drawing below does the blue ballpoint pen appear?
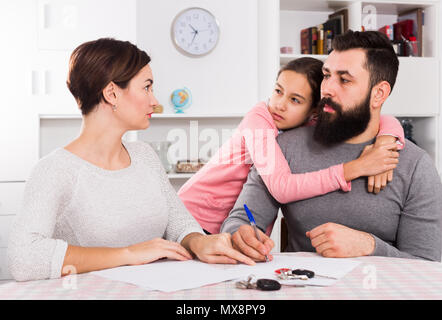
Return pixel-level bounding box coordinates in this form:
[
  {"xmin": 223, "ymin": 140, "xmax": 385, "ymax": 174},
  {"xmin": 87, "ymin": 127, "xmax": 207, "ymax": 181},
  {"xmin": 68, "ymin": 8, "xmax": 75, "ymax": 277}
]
[{"xmin": 244, "ymin": 204, "xmax": 269, "ymax": 262}]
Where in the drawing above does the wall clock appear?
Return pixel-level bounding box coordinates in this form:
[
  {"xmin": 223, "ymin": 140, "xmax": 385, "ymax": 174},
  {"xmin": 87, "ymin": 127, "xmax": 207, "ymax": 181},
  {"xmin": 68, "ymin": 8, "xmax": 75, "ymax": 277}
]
[{"xmin": 171, "ymin": 7, "xmax": 220, "ymax": 57}]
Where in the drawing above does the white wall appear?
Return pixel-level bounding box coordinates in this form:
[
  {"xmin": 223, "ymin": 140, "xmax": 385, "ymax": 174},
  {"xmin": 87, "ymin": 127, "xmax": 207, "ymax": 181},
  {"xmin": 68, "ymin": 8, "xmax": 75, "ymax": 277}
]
[{"xmin": 136, "ymin": 0, "xmax": 259, "ymax": 115}]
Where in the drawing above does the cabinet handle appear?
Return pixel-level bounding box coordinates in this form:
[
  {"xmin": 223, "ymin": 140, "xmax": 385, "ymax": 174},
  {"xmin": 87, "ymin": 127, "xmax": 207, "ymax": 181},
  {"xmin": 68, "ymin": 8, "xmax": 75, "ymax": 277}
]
[
  {"xmin": 45, "ymin": 70, "xmax": 52, "ymax": 95},
  {"xmin": 31, "ymin": 70, "xmax": 51, "ymax": 95},
  {"xmin": 32, "ymin": 70, "xmax": 40, "ymax": 95},
  {"xmin": 43, "ymin": 3, "xmax": 52, "ymax": 29}
]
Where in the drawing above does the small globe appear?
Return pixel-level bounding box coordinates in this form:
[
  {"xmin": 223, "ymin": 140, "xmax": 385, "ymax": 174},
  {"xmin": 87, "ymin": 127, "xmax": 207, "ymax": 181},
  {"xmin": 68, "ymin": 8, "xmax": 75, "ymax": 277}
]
[{"xmin": 171, "ymin": 87, "xmax": 192, "ymax": 113}]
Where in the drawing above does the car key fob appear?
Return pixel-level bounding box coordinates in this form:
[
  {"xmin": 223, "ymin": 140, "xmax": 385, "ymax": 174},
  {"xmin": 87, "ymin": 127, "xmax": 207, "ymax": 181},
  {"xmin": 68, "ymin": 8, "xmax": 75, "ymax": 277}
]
[
  {"xmin": 292, "ymin": 269, "xmax": 315, "ymax": 278},
  {"xmin": 256, "ymin": 279, "xmax": 281, "ymax": 291}
]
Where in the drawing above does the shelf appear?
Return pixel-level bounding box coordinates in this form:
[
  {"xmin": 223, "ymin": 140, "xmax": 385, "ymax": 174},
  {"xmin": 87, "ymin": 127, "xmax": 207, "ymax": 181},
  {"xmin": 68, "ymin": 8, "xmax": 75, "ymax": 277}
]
[
  {"xmin": 280, "ymin": 54, "xmax": 438, "ymax": 65},
  {"xmin": 151, "ymin": 113, "xmax": 245, "ymax": 119},
  {"xmin": 280, "ymin": 0, "xmax": 352, "ymax": 12},
  {"xmin": 39, "ymin": 113, "xmax": 246, "ymax": 120},
  {"xmin": 280, "ymin": 53, "xmax": 328, "ymax": 64},
  {"xmin": 167, "ymin": 173, "xmax": 194, "ymax": 179}
]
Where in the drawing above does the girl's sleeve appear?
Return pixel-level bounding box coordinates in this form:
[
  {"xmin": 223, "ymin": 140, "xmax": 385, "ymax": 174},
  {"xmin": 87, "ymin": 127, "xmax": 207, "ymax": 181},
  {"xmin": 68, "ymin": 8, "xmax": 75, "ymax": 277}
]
[
  {"xmin": 378, "ymin": 115, "xmax": 405, "ymax": 150},
  {"xmin": 242, "ymin": 111, "xmax": 351, "ymax": 205}
]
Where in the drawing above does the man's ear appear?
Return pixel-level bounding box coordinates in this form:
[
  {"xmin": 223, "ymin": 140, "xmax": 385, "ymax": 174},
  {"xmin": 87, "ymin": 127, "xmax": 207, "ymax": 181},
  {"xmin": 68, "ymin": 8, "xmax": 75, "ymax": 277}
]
[
  {"xmin": 371, "ymin": 81, "xmax": 391, "ymax": 110},
  {"xmin": 102, "ymin": 81, "xmax": 118, "ymax": 106}
]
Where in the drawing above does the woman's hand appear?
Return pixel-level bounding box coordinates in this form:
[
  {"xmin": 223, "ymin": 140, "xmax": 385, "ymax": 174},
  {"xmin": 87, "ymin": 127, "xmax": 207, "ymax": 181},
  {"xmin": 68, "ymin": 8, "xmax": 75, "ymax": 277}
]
[
  {"xmin": 124, "ymin": 238, "xmax": 193, "ymax": 266},
  {"xmin": 183, "ymin": 232, "xmax": 256, "ymax": 265}
]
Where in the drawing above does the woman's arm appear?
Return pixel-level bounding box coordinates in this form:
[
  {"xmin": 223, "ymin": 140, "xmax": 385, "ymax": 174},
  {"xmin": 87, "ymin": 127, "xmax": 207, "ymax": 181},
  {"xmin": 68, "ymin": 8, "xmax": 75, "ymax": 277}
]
[
  {"xmin": 7, "ymin": 159, "xmax": 71, "ymax": 281},
  {"xmin": 243, "ymin": 112, "xmax": 398, "ymax": 204},
  {"xmin": 62, "ymin": 239, "xmax": 193, "ymax": 276}
]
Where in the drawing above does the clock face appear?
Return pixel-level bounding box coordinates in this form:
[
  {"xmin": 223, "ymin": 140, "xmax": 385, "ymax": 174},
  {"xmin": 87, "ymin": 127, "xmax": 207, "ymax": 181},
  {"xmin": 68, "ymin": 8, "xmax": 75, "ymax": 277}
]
[{"xmin": 171, "ymin": 7, "xmax": 220, "ymax": 57}]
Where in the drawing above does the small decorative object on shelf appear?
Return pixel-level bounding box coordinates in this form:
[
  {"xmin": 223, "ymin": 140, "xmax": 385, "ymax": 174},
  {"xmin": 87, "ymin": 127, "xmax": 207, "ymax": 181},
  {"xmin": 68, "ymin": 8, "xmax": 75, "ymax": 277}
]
[
  {"xmin": 400, "ymin": 119, "xmax": 418, "ymax": 145},
  {"xmin": 280, "ymin": 46, "xmax": 293, "ymax": 54},
  {"xmin": 171, "ymin": 87, "xmax": 192, "ymax": 113},
  {"xmin": 153, "ymin": 104, "xmax": 164, "ymax": 113},
  {"xmin": 149, "ymin": 141, "xmax": 173, "ymax": 173},
  {"xmin": 175, "ymin": 159, "xmax": 206, "ymax": 173}
]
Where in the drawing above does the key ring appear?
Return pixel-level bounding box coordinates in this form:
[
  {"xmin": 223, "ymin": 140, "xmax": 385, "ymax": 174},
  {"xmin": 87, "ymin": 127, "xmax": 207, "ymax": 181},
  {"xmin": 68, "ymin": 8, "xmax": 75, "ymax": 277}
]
[
  {"xmin": 235, "ymin": 274, "xmax": 257, "ymax": 289},
  {"xmin": 276, "ymin": 269, "xmax": 309, "ymax": 281}
]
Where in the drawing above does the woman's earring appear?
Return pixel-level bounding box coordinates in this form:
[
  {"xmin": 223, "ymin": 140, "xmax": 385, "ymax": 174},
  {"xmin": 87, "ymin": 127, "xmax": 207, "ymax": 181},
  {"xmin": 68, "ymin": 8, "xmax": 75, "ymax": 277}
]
[{"xmin": 112, "ymin": 105, "xmax": 117, "ymax": 111}]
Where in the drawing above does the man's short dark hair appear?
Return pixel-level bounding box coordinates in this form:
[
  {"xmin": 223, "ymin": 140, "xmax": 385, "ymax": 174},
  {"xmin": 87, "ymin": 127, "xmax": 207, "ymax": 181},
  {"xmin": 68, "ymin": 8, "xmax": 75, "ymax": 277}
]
[{"xmin": 332, "ymin": 30, "xmax": 399, "ymax": 92}]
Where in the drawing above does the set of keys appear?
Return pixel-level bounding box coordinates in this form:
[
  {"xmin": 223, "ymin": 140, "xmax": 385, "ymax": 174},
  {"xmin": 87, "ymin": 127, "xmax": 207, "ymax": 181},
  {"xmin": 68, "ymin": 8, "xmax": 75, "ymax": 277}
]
[
  {"xmin": 275, "ymin": 268, "xmax": 338, "ymax": 281},
  {"xmin": 235, "ymin": 275, "xmax": 281, "ymax": 291}
]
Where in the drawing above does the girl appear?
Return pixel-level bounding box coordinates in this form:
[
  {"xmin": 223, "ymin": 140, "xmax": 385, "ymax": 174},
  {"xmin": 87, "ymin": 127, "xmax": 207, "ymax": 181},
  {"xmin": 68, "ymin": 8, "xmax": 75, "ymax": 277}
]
[{"xmin": 178, "ymin": 58, "xmax": 403, "ymax": 235}]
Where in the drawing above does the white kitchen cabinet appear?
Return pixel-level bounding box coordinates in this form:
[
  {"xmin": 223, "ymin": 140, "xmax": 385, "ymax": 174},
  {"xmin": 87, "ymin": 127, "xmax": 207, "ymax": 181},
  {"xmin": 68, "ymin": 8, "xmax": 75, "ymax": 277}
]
[
  {"xmin": 37, "ymin": 0, "xmax": 137, "ymax": 51},
  {"xmin": 0, "ymin": 183, "xmax": 26, "ymax": 216},
  {"xmin": 0, "ymin": 0, "xmax": 39, "ymax": 181}
]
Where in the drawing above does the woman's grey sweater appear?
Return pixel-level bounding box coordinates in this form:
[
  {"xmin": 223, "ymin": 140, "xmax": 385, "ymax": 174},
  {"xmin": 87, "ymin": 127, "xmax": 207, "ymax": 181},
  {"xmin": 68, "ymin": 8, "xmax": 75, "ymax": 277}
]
[{"xmin": 7, "ymin": 141, "xmax": 204, "ymax": 281}]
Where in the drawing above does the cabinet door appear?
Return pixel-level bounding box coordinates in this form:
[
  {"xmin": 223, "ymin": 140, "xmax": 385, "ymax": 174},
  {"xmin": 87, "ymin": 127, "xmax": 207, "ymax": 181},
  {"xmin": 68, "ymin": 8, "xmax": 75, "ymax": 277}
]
[
  {"xmin": 37, "ymin": 0, "xmax": 137, "ymax": 51},
  {"xmin": 0, "ymin": 248, "xmax": 12, "ymax": 280},
  {"xmin": 0, "ymin": 183, "xmax": 26, "ymax": 216},
  {"xmin": 31, "ymin": 50, "xmax": 80, "ymax": 115},
  {"xmin": 0, "ymin": 216, "xmax": 16, "ymax": 248},
  {"xmin": 383, "ymin": 58, "xmax": 439, "ymax": 116},
  {"xmin": 0, "ymin": 0, "xmax": 39, "ymax": 181}
]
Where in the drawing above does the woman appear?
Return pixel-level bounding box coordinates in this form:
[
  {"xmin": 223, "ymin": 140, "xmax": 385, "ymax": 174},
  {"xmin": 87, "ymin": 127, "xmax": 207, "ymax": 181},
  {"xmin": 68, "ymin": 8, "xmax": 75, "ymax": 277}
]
[
  {"xmin": 7, "ymin": 38, "xmax": 254, "ymax": 282},
  {"xmin": 178, "ymin": 58, "xmax": 403, "ymax": 236}
]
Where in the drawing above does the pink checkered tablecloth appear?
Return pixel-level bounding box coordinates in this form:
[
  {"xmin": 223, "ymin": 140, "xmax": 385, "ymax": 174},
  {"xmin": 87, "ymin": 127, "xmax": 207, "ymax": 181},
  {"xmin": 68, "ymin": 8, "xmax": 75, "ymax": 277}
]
[{"xmin": 0, "ymin": 252, "xmax": 441, "ymax": 300}]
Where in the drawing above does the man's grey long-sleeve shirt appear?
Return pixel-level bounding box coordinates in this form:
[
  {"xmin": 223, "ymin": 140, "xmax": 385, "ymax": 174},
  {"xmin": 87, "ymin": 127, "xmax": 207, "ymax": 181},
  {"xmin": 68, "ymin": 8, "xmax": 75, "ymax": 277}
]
[{"xmin": 221, "ymin": 126, "xmax": 442, "ymax": 261}]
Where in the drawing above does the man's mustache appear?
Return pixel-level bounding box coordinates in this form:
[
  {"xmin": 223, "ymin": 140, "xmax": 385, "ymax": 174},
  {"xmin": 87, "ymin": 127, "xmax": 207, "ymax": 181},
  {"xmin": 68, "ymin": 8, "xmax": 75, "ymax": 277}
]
[{"xmin": 318, "ymin": 98, "xmax": 342, "ymax": 114}]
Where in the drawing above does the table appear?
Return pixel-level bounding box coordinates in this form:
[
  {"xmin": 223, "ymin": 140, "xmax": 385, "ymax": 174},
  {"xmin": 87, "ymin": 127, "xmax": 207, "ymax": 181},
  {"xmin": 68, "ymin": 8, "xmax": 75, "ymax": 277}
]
[{"xmin": 0, "ymin": 252, "xmax": 441, "ymax": 300}]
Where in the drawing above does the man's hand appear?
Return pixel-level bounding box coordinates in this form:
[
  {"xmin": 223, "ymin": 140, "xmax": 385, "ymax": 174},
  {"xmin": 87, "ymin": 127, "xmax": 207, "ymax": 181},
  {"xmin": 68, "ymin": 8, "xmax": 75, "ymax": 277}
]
[
  {"xmin": 231, "ymin": 225, "xmax": 274, "ymax": 262},
  {"xmin": 306, "ymin": 222, "xmax": 375, "ymax": 258}
]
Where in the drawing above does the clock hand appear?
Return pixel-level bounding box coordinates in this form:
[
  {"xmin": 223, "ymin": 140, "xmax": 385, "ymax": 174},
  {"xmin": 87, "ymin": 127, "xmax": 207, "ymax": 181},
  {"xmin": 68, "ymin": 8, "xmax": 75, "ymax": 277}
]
[
  {"xmin": 189, "ymin": 24, "xmax": 198, "ymax": 34},
  {"xmin": 190, "ymin": 31, "xmax": 197, "ymax": 45}
]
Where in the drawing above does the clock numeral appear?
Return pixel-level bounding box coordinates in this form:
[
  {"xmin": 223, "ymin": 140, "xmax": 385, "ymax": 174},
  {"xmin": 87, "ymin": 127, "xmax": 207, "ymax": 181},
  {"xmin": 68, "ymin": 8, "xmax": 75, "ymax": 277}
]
[{"xmin": 193, "ymin": 14, "xmax": 199, "ymax": 19}]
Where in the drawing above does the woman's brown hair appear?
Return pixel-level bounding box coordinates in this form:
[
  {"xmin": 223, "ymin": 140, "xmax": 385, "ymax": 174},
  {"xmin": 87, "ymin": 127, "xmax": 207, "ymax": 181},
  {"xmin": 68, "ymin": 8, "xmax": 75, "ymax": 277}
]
[{"xmin": 67, "ymin": 38, "xmax": 151, "ymax": 115}]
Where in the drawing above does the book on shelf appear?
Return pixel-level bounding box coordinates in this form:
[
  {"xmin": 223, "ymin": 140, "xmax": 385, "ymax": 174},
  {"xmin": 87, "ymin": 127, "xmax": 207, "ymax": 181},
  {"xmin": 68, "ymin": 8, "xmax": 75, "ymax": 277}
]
[
  {"xmin": 311, "ymin": 27, "xmax": 318, "ymax": 54},
  {"xmin": 300, "ymin": 26, "xmax": 318, "ymax": 54},
  {"xmin": 298, "ymin": 9, "xmax": 348, "ymax": 56},
  {"xmin": 328, "ymin": 9, "xmax": 348, "ymax": 33},
  {"xmin": 378, "ymin": 24, "xmax": 394, "ymax": 40}
]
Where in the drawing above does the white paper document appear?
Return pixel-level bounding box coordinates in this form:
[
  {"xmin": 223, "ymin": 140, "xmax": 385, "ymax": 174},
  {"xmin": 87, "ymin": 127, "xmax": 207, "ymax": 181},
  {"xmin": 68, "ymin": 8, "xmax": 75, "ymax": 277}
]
[
  {"xmin": 92, "ymin": 259, "xmax": 247, "ymax": 292},
  {"xmin": 92, "ymin": 255, "xmax": 361, "ymax": 292}
]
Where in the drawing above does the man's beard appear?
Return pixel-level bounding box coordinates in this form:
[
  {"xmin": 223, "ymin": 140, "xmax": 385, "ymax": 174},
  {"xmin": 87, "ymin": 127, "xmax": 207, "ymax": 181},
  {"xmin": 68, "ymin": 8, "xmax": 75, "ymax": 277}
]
[{"xmin": 313, "ymin": 93, "xmax": 371, "ymax": 146}]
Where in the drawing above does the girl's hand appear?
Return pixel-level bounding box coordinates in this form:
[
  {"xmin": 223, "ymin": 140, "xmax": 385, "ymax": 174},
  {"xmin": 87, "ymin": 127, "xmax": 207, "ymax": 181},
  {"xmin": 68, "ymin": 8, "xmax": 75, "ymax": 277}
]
[
  {"xmin": 359, "ymin": 143, "xmax": 399, "ymax": 175},
  {"xmin": 359, "ymin": 143, "xmax": 399, "ymax": 194},
  {"xmin": 185, "ymin": 233, "xmax": 256, "ymax": 265},
  {"xmin": 124, "ymin": 238, "xmax": 193, "ymax": 266},
  {"xmin": 367, "ymin": 135, "xmax": 399, "ymax": 194},
  {"xmin": 343, "ymin": 142, "xmax": 399, "ymax": 183}
]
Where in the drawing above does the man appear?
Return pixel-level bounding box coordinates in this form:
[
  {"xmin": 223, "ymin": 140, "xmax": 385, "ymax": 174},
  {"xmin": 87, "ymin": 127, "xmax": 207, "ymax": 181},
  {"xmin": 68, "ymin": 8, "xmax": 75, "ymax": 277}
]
[{"xmin": 220, "ymin": 30, "xmax": 442, "ymax": 261}]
